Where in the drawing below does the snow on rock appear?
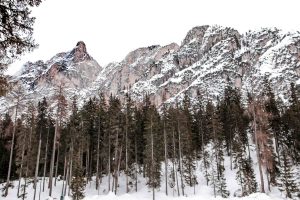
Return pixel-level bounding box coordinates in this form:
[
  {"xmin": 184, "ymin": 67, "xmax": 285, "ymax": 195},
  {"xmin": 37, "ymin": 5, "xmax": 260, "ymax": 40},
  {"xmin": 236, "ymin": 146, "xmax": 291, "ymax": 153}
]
[{"xmin": 1, "ymin": 25, "xmax": 300, "ymax": 115}]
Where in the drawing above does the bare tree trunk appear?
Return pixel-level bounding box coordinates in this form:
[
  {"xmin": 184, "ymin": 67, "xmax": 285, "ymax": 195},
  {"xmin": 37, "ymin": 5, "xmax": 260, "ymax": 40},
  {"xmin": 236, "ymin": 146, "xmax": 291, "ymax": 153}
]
[
  {"xmin": 54, "ymin": 142, "xmax": 60, "ymax": 186},
  {"xmin": 61, "ymin": 155, "xmax": 67, "ymax": 199},
  {"xmin": 89, "ymin": 147, "xmax": 93, "ymax": 186},
  {"xmin": 65, "ymin": 157, "xmax": 70, "ymax": 197},
  {"xmin": 85, "ymin": 140, "xmax": 89, "ymax": 184},
  {"xmin": 150, "ymin": 116, "xmax": 155, "ymax": 200},
  {"xmin": 113, "ymin": 129, "xmax": 119, "ymax": 194},
  {"xmin": 68, "ymin": 142, "xmax": 73, "ymax": 196},
  {"xmin": 79, "ymin": 147, "xmax": 82, "ymax": 168},
  {"xmin": 163, "ymin": 120, "xmax": 168, "ymax": 196},
  {"xmin": 22, "ymin": 126, "xmax": 33, "ymax": 200},
  {"xmin": 172, "ymin": 130, "xmax": 180, "ymax": 196},
  {"xmin": 49, "ymin": 117, "xmax": 58, "ymax": 196},
  {"xmin": 38, "ymin": 174, "xmax": 42, "ymax": 200},
  {"xmin": 274, "ymin": 136, "xmax": 280, "ymax": 166},
  {"xmin": 125, "ymin": 114, "xmax": 129, "ymax": 193},
  {"xmin": 135, "ymin": 130, "xmax": 138, "ymax": 192},
  {"xmin": 4, "ymin": 104, "xmax": 18, "ymax": 196},
  {"xmin": 177, "ymin": 123, "xmax": 185, "ymax": 196},
  {"xmin": 212, "ymin": 156, "xmax": 216, "ymax": 198},
  {"xmin": 17, "ymin": 129, "xmax": 27, "ymax": 197},
  {"xmin": 115, "ymin": 139, "xmax": 123, "ymax": 195},
  {"xmin": 33, "ymin": 130, "xmax": 42, "ymax": 200},
  {"xmin": 42, "ymin": 126, "xmax": 50, "ymax": 192},
  {"xmin": 266, "ymin": 168, "xmax": 271, "ymax": 192},
  {"xmin": 108, "ymin": 128, "xmax": 111, "ymax": 192},
  {"xmin": 253, "ymin": 106, "xmax": 265, "ymax": 193},
  {"xmin": 96, "ymin": 117, "xmax": 101, "ymax": 190},
  {"xmin": 229, "ymin": 129, "xmax": 233, "ymax": 170}
]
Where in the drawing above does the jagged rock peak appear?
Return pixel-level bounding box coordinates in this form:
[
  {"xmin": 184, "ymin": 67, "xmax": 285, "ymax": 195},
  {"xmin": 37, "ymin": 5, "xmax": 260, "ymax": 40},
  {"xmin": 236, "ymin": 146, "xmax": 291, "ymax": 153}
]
[
  {"xmin": 182, "ymin": 25, "xmax": 241, "ymax": 46},
  {"xmin": 182, "ymin": 25, "xmax": 210, "ymax": 45},
  {"xmin": 69, "ymin": 41, "xmax": 91, "ymax": 62}
]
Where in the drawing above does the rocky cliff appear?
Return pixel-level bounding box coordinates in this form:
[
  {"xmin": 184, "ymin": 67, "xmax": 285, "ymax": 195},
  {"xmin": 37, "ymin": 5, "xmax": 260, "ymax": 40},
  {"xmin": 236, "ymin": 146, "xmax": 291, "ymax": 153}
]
[{"xmin": 1, "ymin": 25, "xmax": 300, "ymax": 114}]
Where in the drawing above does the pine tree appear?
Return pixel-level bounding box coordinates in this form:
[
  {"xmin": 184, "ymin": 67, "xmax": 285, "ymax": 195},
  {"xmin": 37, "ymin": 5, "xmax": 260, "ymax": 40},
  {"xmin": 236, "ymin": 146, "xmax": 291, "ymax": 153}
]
[
  {"xmin": 262, "ymin": 78, "xmax": 280, "ymax": 185},
  {"xmin": 33, "ymin": 98, "xmax": 48, "ymax": 200},
  {"xmin": 123, "ymin": 93, "xmax": 136, "ymax": 193},
  {"xmin": 0, "ymin": 0, "xmax": 44, "ymax": 96},
  {"xmin": 95, "ymin": 93, "xmax": 107, "ymax": 192},
  {"xmin": 208, "ymin": 102, "xmax": 229, "ymax": 198},
  {"xmin": 15, "ymin": 117, "xmax": 27, "ymax": 197},
  {"xmin": 4, "ymin": 84, "xmax": 26, "ymax": 196},
  {"xmin": 166, "ymin": 107, "xmax": 181, "ymax": 196},
  {"xmin": 277, "ymin": 147, "xmax": 299, "ymax": 199},
  {"xmin": 143, "ymin": 97, "xmax": 162, "ymax": 200},
  {"xmin": 282, "ymin": 83, "xmax": 300, "ymax": 163},
  {"xmin": 180, "ymin": 93, "xmax": 197, "ymax": 190},
  {"xmin": 0, "ymin": 113, "xmax": 13, "ymax": 183},
  {"xmin": 70, "ymin": 164, "xmax": 86, "ymax": 200}
]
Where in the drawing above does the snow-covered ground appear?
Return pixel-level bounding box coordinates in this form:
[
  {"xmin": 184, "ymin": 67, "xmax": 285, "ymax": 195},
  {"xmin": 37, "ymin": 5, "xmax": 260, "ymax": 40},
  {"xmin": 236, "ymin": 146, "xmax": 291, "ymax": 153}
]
[
  {"xmin": 0, "ymin": 176, "xmax": 285, "ymax": 200},
  {"xmin": 0, "ymin": 155, "xmax": 288, "ymax": 200}
]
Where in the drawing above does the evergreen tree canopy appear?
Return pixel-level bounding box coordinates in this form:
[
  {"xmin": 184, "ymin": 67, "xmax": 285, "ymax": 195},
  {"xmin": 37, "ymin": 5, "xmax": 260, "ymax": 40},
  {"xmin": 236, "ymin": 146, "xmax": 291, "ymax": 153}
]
[{"xmin": 0, "ymin": 0, "xmax": 43, "ymax": 96}]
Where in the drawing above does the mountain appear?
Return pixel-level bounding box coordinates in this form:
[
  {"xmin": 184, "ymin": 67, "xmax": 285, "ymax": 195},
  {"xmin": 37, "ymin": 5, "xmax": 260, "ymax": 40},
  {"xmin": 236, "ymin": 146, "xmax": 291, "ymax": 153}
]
[{"xmin": 1, "ymin": 25, "xmax": 300, "ymax": 113}]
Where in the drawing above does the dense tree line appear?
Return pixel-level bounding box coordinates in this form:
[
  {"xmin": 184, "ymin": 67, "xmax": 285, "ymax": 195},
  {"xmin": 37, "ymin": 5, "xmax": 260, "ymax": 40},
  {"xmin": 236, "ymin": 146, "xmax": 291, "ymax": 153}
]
[{"xmin": 0, "ymin": 81, "xmax": 300, "ymax": 199}]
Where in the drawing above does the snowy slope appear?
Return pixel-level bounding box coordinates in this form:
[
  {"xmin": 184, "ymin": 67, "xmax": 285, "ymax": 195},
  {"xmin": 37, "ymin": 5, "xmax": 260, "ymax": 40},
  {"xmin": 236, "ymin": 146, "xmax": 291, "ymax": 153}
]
[{"xmin": 0, "ymin": 154, "xmax": 289, "ymax": 200}]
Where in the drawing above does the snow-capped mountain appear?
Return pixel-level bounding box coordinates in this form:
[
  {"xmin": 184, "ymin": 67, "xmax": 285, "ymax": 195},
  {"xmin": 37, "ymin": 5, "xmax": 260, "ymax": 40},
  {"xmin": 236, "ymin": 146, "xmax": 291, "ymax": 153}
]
[{"xmin": 1, "ymin": 25, "xmax": 300, "ymax": 113}]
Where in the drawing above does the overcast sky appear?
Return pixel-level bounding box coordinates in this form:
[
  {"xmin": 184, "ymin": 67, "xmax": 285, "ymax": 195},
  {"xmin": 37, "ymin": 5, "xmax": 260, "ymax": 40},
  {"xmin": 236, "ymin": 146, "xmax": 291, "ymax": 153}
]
[{"xmin": 7, "ymin": 0, "xmax": 300, "ymax": 74}]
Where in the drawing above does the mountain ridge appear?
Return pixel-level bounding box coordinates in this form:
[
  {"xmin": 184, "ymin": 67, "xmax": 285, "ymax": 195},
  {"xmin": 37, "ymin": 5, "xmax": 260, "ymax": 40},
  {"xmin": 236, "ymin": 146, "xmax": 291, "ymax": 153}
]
[{"xmin": 1, "ymin": 25, "xmax": 300, "ymax": 114}]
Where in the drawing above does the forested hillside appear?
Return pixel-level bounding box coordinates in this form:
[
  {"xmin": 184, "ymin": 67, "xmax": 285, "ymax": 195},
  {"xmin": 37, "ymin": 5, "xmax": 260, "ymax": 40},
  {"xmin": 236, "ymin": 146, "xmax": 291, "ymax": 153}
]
[{"xmin": 1, "ymin": 79, "xmax": 299, "ymax": 199}]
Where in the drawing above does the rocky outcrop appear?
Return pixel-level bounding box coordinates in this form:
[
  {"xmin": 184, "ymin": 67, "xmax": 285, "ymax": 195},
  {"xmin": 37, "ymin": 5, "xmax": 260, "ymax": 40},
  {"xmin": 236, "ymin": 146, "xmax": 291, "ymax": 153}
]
[{"xmin": 0, "ymin": 42, "xmax": 102, "ymax": 114}]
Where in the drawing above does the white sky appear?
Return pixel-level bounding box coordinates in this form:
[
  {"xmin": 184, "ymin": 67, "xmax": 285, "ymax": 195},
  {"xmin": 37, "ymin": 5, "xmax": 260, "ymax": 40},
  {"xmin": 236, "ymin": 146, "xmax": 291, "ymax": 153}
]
[{"xmin": 7, "ymin": 0, "xmax": 300, "ymax": 75}]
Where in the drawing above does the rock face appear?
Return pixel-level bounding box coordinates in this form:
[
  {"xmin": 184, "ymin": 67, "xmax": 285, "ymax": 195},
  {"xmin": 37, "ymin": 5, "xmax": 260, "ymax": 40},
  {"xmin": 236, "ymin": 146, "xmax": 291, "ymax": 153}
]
[
  {"xmin": 1, "ymin": 25, "xmax": 300, "ymax": 114},
  {"xmin": 0, "ymin": 41, "xmax": 102, "ymax": 113},
  {"xmin": 91, "ymin": 25, "xmax": 300, "ymax": 106}
]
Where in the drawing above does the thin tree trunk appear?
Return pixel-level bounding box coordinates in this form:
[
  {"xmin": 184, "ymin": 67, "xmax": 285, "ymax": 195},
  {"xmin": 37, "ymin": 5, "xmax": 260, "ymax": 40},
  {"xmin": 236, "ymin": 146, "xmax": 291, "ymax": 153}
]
[
  {"xmin": 42, "ymin": 126, "xmax": 50, "ymax": 192},
  {"xmin": 125, "ymin": 113, "xmax": 129, "ymax": 193},
  {"xmin": 115, "ymin": 139, "xmax": 123, "ymax": 195},
  {"xmin": 17, "ymin": 128, "xmax": 27, "ymax": 197},
  {"xmin": 150, "ymin": 116, "xmax": 155, "ymax": 200},
  {"xmin": 4, "ymin": 103, "xmax": 18, "ymax": 196},
  {"xmin": 135, "ymin": 130, "xmax": 138, "ymax": 192},
  {"xmin": 64, "ymin": 157, "xmax": 70, "ymax": 197},
  {"xmin": 96, "ymin": 117, "xmax": 100, "ymax": 190},
  {"xmin": 108, "ymin": 128, "xmax": 111, "ymax": 192},
  {"xmin": 178, "ymin": 122, "xmax": 185, "ymax": 196},
  {"xmin": 113, "ymin": 129, "xmax": 119, "ymax": 194},
  {"xmin": 172, "ymin": 129, "xmax": 180, "ymax": 196},
  {"xmin": 61, "ymin": 155, "xmax": 67, "ymax": 199},
  {"xmin": 89, "ymin": 146, "xmax": 93, "ymax": 186},
  {"xmin": 163, "ymin": 120, "xmax": 168, "ymax": 196},
  {"xmin": 86, "ymin": 140, "xmax": 90, "ymax": 184},
  {"xmin": 79, "ymin": 147, "xmax": 82, "ymax": 168},
  {"xmin": 49, "ymin": 117, "xmax": 59, "ymax": 196},
  {"xmin": 212, "ymin": 156, "xmax": 216, "ymax": 198},
  {"xmin": 33, "ymin": 130, "xmax": 42, "ymax": 200},
  {"xmin": 38, "ymin": 175, "xmax": 42, "ymax": 200},
  {"xmin": 22, "ymin": 126, "xmax": 33, "ymax": 200},
  {"xmin": 266, "ymin": 168, "xmax": 271, "ymax": 192},
  {"xmin": 229, "ymin": 129, "xmax": 233, "ymax": 170},
  {"xmin": 98, "ymin": 155, "xmax": 102, "ymax": 195},
  {"xmin": 54, "ymin": 142, "xmax": 60, "ymax": 186},
  {"xmin": 253, "ymin": 107, "xmax": 265, "ymax": 193},
  {"xmin": 68, "ymin": 143, "xmax": 73, "ymax": 196},
  {"xmin": 274, "ymin": 135, "xmax": 281, "ymax": 166}
]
